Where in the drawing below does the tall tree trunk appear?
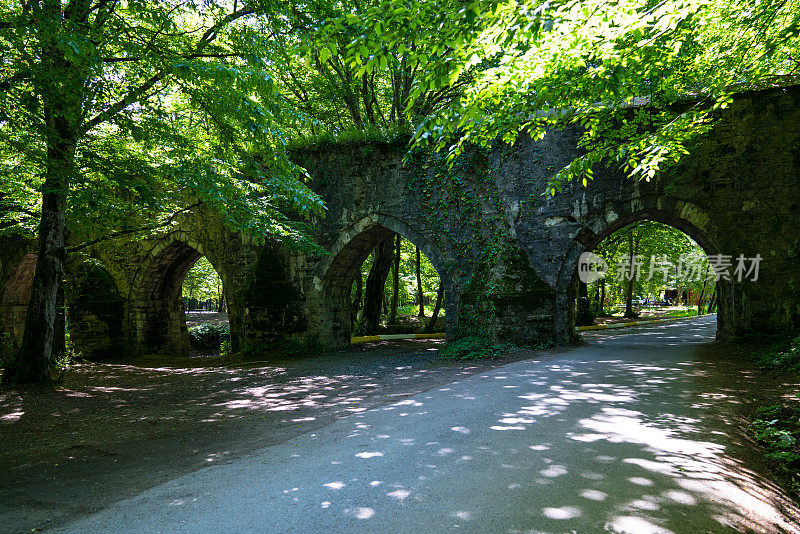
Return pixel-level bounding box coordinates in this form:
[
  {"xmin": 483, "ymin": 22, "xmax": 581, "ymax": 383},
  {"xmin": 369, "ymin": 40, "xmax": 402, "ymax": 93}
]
[
  {"xmin": 350, "ymin": 275, "xmax": 363, "ymax": 328},
  {"xmin": 624, "ymin": 231, "xmax": 636, "ymax": 318},
  {"xmin": 6, "ymin": 0, "xmax": 88, "ymax": 384},
  {"xmin": 600, "ymin": 278, "xmax": 606, "ymax": 316},
  {"xmin": 389, "ymin": 235, "xmax": 401, "ymax": 324},
  {"xmin": 416, "ymin": 247, "xmax": 424, "ymax": 317},
  {"xmin": 363, "ymin": 236, "xmax": 395, "ymax": 335},
  {"xmin": 708, "ymin": 288, "xmax": 717, "ymax": 313},
  {"xmin": 423, "ymin": 282, "xmax": 444, "ymax": 333},
  {"xmin": 11, "ymin": 163, "xmax": 70, "ymax": 384},
  {"xmin": 697, "ymin": 278, "xmax": 708, "ymax": 315},
  {"xmin": 576, "ymin": 280, "xmax": 594, "ymax": 326},
  {"xmin": 217, "ymin": 293, "xmax": 226, "ymax": 313}
]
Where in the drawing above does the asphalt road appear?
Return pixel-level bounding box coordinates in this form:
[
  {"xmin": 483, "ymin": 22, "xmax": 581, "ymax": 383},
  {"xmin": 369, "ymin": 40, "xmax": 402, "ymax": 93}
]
[{"xmin": 54, "ymin": 316, "xmax": 800, "ymax": 533}]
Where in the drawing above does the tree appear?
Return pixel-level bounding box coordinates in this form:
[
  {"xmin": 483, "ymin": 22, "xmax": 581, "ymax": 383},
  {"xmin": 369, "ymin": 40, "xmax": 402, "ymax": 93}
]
[
  {"xmin": 343, "ymin": 0, "xmax": 800, "ymax": 192},
  {"xmin": 389, "ymin": 234, "xmax": 401, "ymax": 324},
  {"xmin": 0, "ymin": 1, "xmax": 324, "ymax": 384},
  {"xmin": 590, "ymin": 220, "xmax": 710, "ymax": 317},
  {"xmin": 362, "ymin": 237, "xmax": 394, "ymax": 335},
  {"xmin": 263, "ymin": 0, "xmax": 481, "ymax": 136},
  {"xmin": 415, "ymin": 246, "xmax": 424, "ymax": 317},
  {"xmin": 182, "ymin": 257, "xmax": 223, "ymax": 307}
]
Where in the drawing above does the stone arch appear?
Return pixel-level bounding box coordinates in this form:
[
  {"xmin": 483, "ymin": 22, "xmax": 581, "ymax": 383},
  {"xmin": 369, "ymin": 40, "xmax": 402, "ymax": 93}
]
[
  {"xmin": 314, "ymin": 214, "xmax": 453, "ymax": 346},
  {"xmin": 238, "ymin": 243, "xmax": 307, "ymax": 351},
  {"xmin": 65, "ymin": 257, "xmax": 125, "ymax": 359},
  {"xmin": 131, "ymin": 233, "xmax": 226, "ymax": 355},
  {"xmin": 0, "ymin": 254, "xmax": 37, "ymax": 356},
  {"xmin": 555, "ymin": 206, "xmax": 729, "ymax": 341}
]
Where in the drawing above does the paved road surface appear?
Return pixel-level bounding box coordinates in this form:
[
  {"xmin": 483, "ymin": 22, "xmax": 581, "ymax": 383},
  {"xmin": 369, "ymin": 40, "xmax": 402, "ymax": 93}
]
[{"xmin": 55, "ymin": 316, "xmax": 800, "ymax": 533}]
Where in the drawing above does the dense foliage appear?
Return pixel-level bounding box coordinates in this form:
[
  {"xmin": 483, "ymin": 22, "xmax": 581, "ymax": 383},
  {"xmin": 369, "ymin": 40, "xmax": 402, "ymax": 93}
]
[
  {"xmin": 588, "ymin": 220, "xmax": 713, "ymax": 316},
  {"xmin": 342, "ymin": 0, "xmax": 800, "ymax": 191},
  {"xmin": 4, "ymin": 0, "xmax": 799, "ymax": 382}
]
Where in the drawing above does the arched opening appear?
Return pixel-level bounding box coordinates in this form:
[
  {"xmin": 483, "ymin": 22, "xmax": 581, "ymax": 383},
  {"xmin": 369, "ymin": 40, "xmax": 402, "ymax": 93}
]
[
  {"xmin": 566, "ymin": 213, "xmax": 731, "ymax": 339},
  {"xmin": 66, "ymin": 258, "xmax": 125, "ymax": 359},
  {"xmin": 322, "ymin": 222, "xmax": 447, "ymax": 346},
  {"xmin": 135, "ymin": 241, "xmax": 227, "ymax": 356},
  {"xmin": 1, "ymin": 254, "xmax": 37, "ymax": 356},
  {"xmin": 182, "ymin": 257, "xmax": 228, "ymax": 354}
]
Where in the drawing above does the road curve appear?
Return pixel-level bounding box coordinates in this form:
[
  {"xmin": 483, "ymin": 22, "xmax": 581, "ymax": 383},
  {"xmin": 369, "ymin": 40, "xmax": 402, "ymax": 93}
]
[{"xmin": 56, "ymin": 316, "xmax": 800, "ymax": 533}]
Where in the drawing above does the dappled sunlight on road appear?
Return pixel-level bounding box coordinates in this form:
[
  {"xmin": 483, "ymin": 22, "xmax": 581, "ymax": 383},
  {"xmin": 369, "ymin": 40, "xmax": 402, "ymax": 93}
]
[
  {"xmin": 159, "ymin": 316, "xmax": 795, "ymax": 534},
  {"xmin": 17, "ymin": 316, "xmax": 800, "ymax": 534}
]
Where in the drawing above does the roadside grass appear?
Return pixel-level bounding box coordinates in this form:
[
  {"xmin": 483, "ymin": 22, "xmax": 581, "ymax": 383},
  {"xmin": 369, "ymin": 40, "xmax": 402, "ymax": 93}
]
[
  {"xmin": 604, "ymin": 306, "xmax": 703, "ymax": 321},
  {"xmin": 751, "ymin": 332, "xmax": 800, "ymax": 496},
  {"xmin": 660, "ymin": 307, "xmax": 702, "ymax": 318}
]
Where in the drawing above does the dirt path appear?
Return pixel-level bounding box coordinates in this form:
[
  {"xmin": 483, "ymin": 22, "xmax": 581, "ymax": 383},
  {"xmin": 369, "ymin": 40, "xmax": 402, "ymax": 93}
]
[{"xmin": 0, "ymin": 340, "xmax": 539, "ymax": 533}]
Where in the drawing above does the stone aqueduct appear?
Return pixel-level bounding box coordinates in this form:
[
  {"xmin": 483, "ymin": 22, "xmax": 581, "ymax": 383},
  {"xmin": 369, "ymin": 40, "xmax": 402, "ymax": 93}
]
[{"xmin": 2, "ymin": 85, "xmax": 800, "ymax": 359}]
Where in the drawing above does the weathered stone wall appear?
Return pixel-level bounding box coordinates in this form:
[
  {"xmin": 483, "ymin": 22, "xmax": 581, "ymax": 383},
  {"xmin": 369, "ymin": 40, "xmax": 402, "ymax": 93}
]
[
  {"xmin": 2, "ymin": 84, "xmax": 799, "ymax": 358},
  {"xmin": 0, "ymin": 236, "xmax": 37, "ymax": 358}
]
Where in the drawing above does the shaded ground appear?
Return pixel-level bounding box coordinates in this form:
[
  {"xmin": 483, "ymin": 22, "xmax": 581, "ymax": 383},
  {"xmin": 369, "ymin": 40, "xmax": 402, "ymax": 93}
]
[
  {"xmin": 3, "ymin": 317, "xmax": 800, "ymax": 533},
  {"xmin": 48, "ymin": 317, "xmax": 800, "ymax": 533},
  {"xmin": 0, "ymin": 340, "xmax": 534, "ymax": 533}
]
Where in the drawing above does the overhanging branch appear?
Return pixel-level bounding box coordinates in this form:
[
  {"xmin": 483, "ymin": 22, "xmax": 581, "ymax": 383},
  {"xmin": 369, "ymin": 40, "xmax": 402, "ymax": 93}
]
[{"xmin": 66, "ymin": 201, "xmax": 202, "ymax": 253}]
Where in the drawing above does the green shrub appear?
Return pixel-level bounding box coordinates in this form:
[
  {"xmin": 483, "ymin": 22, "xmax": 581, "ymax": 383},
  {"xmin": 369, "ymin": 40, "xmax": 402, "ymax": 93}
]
[
  {"xmin": 751, "ymin": 404, "xmax": 800, "ymax": 486},
  {"xmin": 440, "ymin": 336, "xmax": 509, "ymax": 360},
  {"xmin": 188, "ymin": 322, "xmax": 230, "ymax": 350},
  {"xmin": 757, "ymin": 334, "xmax": 800, "ymax": 372},
  {"xmin": 520, "ymin": 338, "xmax": 555, "ymax": 351}
]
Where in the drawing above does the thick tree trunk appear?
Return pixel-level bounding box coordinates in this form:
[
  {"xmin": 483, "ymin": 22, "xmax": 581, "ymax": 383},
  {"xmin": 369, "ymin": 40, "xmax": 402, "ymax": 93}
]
[
  {"xmin": 708, "ymin": 288, "xmax": 717, "ymax": 313},
  {"xmin": 423, "ymin": 283, "xmax": 444, "ymax": 333},
  {"xmin": 416, "ymin": 247, "xmax": 424, "ymax": 317},
  {"xmin": 5, "ymin": 0, "xmax": 88, "ymax": 385},
  {"xmin": 389, "ymin": 235, "xmax": 401, "ymax": 324},
  {"xmin": 363, "ymin": 237, "xmax": 395, "ymax": 335},
  {"xmin": 10, "ymin": 173, "xmax": 69, "ymax": 384},
  {"xmin": 697, "ymin": 279, "xmax": 708, "ymax": 315}
]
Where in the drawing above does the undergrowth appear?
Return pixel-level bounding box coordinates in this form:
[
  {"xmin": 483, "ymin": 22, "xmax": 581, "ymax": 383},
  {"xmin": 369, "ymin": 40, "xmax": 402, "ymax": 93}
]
[
  {"xmin": 750, "ymin": 332, "xmax": 800, "ymax": 497},
  {"xmin": 751, "ymin": 403, "xmax": 800, "ymax": 495},
  {"xmin": 440, "ymin": 336, "xmax": 509, "ymax": 360},
  {"xmin": 188, "ymin": 322, "xmax": 230, "ymax": 350},
  {"xmin": 439, "ymin": 336, "xmax": 554, "ymax": 361}
]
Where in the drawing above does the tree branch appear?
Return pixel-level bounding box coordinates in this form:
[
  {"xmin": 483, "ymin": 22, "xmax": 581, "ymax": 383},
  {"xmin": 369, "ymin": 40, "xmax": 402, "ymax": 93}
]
[
  {"xmin": 83, "ymin": 3, "xmax": 259, "ymax": 133},
  {"xmin": 66, "ymin": 201, "xmax": 202, "ymax": 253}
]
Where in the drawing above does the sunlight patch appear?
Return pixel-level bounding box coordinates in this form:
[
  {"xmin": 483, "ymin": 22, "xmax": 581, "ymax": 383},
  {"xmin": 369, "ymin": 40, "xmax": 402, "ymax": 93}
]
[
  {"xmin": 387, "ymin": 489, "xmax": 410, "ymax": 500},
  {"xmin": 542, "ymin": 506, "xmax": 581, "ymax": 519},
  {"xmin": 356, "ymin": 452, "xmax": 383, "ymax": 459},
  {"xmin": 605, "ymin": 516, "xmax": 674, "ymax": 534},
  {"xmin": 346, "ymin": 507, "xmax": 375, "ymax": 520},
  {"xmin": 580, "ymin": 489, "xmax": 607, "ymax": 501}
]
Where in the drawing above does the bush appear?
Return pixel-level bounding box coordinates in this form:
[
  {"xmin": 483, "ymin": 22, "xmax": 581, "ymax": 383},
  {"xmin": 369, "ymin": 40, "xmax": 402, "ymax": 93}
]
[
  {"xmin": 188, "ymin": 322, "xmax": 230, "ymax": 350},
  {"xmin": 757, "ymin": 334, "xmax": 800, "ymax": 372},
  {"xmin": 440, "ymin": 336, "xmax": 509, "ymax": 360},
  {"xmin": 751, "ymin": 403, "xmax": 800, "ymax": 492}
]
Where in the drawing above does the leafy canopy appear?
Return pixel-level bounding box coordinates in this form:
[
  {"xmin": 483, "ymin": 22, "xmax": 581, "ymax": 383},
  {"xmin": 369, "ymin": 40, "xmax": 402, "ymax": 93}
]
[
  {"xmin": 340, "ymin": 0, "xmax": 800, "ymax": 193},
  {"xmin": 0, "ymin": 0, "xmax": 325, "ymax": 248}
]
